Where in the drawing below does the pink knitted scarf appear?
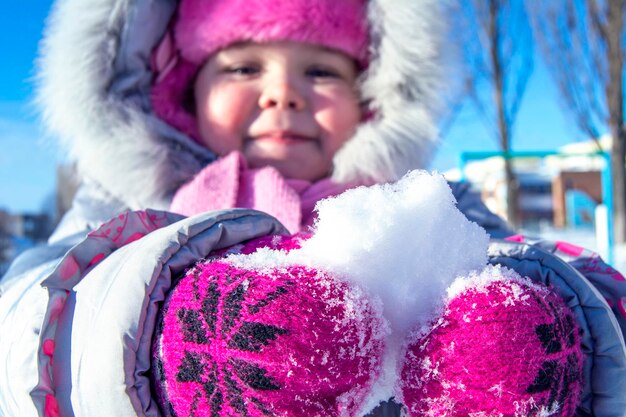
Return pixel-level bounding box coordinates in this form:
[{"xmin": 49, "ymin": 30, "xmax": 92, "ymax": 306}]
[{"xmin": 169, "ymin": 152, "xmax": 356, "ymax": 232}]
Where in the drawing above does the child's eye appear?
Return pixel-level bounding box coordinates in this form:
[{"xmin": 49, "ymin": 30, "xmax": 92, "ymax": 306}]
[
  {"xmin": 224, "ymin": 65, "xmax": 260, "ymax": 76},
  {"xmin": 306, "ymin": 67, "xmax": 340, "ymax": 79}
]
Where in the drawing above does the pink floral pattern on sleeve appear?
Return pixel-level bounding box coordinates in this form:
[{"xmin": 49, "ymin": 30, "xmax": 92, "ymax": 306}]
[
  {"xmin": 617, "ymin": 297, "xmax": 626, "ymax": 320},
  {"xmin": 505, "ymin": 234, "xmax": 526, "ymax": 243},
  {"xmin": 575, "ymin": 255, "xmax": 626, "ymax": 282},
  {"xmin": 554, "ymin": 241, "xmax": 585, "ymax": 257},
  {"xmin": 44, "ymin": 394, "xmax": 60, "ymax": 417},
  {"xmin": 32, "ymin": 209, "xmax": 180, "ymax": 414}
]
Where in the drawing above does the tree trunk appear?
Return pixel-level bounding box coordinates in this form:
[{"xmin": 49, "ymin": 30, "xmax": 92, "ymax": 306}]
[
  {"xmin": 489, "ymin": 0, "xmax": 519, "ymax": 228},
  {"xmin": 611, "ymin": 126, "xmax": 626, "ymax": 243},
  {"xmin": 606, "ymin": 0, "xmax": 626, "ymax": 243},
  {"xmin": 504, "ymin": 158, "xmax": 519, "ymax": 228}
]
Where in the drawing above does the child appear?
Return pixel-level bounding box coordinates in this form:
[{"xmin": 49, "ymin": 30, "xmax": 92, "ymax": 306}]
[
  {"xmin": 0, "ymin": 0, "xmax": 625, "ymax": 416},
  {"xmin": 30, "ymin": 0, "xmax": 511, "ymax": 239}
]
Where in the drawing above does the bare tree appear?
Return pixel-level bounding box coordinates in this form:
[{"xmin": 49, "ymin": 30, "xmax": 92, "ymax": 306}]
[
  {"xmin": 529, "ymin": 0, "xmax": 626, "ymax": 243},
  {"xmin": 448, "ymin": 0, "xmax": 534, "ymax": 228},
  {"xmin": 0, "ymin": 210, "xmax": 12, "ymax": 269}
]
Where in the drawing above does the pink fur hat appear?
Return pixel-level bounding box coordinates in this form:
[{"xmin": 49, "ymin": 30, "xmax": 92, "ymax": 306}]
[
  {"xmin": 176, "ymin": 0, "xmax": 369, "ymax": 65},
  {"xmin": 151, "ymin": 0, "xmax": 369, "ymax": 142}
]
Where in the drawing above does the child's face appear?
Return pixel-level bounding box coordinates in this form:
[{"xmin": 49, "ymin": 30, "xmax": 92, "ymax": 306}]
[{"xmin": 194, "ymin": 41, "xmax": 361, "ymax": 181}]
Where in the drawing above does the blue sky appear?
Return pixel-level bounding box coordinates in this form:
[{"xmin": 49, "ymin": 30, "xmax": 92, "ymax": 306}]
[
  {"xmin": 0, "ymin": 1, "xmax": 57, "ymax": 214},
  {"xmin": 433, "ymin": 59, "xmax": 591, "ymax": 171},
  {"xmin": 0, "ymin": 1, "xmax": 599, "ymax": 214}
]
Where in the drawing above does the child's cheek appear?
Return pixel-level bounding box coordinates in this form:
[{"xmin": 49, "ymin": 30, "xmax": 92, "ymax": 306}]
[
  {"xmin": 313, "ymin": 94, "xmax": 361, "ymax": 153},
  {"xmin": 196, "ymin": 83, "xmax": 257, "ymax": 154}
]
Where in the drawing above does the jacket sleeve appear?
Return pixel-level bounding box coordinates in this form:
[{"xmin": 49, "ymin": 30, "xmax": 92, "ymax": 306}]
[
  {"xmin": 0, "ymin": 208, "xmax": 286, "ymax": 417},
  {"xmin": 448, "ymin": 181, "xmax": 513, "ymax": 238}
]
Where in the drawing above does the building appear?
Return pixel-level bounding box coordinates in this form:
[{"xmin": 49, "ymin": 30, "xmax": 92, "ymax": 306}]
[
  {"xmin": 0, "ymin": 209, "xmax": 53, "ymax": 276},
  {"xmin": 446, "ymin": 138, "xmax": 609, "ymax": 229},
  {"xmin": 552, "ymin": 171, "xmax": 602, "ymax": 228}
]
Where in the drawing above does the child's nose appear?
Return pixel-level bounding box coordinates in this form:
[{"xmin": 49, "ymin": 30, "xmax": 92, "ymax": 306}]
[{"xmin": 258, "ymin": 81, "xmax": 306, "ymax": 111}]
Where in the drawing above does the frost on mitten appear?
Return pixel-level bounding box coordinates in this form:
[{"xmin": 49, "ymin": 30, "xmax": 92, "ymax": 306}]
[
  {"xmin": 152, "ymin": 256, "xmax": 385, "ymax": 417},
  {"xmin": 400, "ymin": 265, "xmax": 584, "ymax": 417},
  {"xmin": 212, "ymin": 233, "xmax": 310, "ymax": 258}
]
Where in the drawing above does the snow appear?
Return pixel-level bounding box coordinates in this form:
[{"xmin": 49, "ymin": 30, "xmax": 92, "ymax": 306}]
[
  {"xmin": 229, "ymin": 170, "xmax": 491, "ymax": 411},
  {"xmin": 445, "ymin": 264, "xmax": 537, "ymax": 303},
  {"xmin": 299, "ymin": 170, "xmax": 489, "ymax": 335}
]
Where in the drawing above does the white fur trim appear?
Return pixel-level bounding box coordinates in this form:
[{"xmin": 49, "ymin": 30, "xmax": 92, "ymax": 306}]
[
  {"xmin": 37, "ymin": 0, "xmax": 213, "ymax": 209},
  {"xmin": 332, "ymin": 0, "xmax": 443, "ymax": 184}
]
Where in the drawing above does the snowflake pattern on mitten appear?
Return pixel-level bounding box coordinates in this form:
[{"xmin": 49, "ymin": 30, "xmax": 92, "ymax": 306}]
[{"xmin": 153, "ymin": 261, "xmax": 385, "ymax": 417}]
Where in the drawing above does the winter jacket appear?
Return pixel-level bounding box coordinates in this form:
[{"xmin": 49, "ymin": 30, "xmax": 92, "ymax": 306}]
[{"xmin": 2, "ymin": 0, "xmax": 625, "ymax": 415}]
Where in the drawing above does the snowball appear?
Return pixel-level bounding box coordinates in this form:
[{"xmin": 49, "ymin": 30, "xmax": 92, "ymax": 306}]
[{"xmin": 300, "ymin": 170, "xmax": 489, "ymax": 335}]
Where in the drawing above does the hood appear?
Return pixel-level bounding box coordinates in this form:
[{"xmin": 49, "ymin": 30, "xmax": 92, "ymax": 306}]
[{"xmin": 36, "ymin": 0, "xmax": 444, "ymax": 210}]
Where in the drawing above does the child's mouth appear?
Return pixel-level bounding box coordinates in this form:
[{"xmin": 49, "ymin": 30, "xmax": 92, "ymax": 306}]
[{"xmin": 249, "ymin": 132, "xmax": 315, "ymax": 144}]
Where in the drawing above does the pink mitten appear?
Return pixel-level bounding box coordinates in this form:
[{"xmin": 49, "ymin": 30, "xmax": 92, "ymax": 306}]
[
  {"xmin": 400, "ymin": 266, "xmax": 584, "ymax": 417},
  {"xmin": 152, "ymin": 237, "xmax": 385, "ymax": 417}
]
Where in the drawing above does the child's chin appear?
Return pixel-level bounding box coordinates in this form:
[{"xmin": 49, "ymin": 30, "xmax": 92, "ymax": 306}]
[{"xmin": 247, "ymin": 155, "xmax": 330, "ymax": 182}]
